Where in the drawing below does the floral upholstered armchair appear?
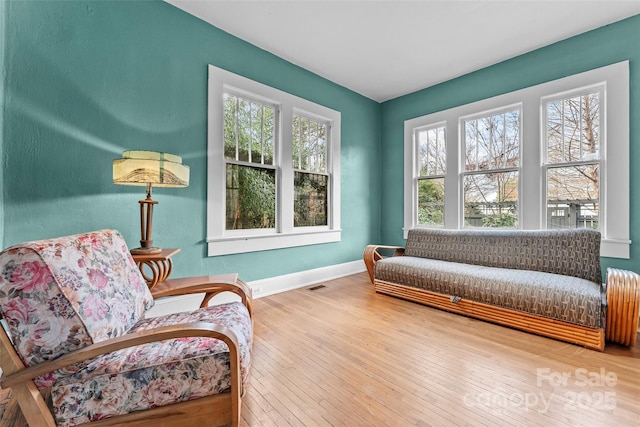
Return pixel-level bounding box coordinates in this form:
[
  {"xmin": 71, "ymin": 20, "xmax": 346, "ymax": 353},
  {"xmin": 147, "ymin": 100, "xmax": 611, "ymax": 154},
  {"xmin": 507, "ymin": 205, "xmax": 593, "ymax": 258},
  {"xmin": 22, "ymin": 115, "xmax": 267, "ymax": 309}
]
[{"xmin": 0, "ymin": 229, "xmax": 253, "ymax": 427}]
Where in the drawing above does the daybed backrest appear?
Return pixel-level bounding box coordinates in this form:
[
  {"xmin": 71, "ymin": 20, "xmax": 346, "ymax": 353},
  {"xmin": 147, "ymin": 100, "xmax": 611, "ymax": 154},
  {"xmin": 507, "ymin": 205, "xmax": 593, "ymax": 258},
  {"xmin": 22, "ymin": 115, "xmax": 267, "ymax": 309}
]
[
  {"xmin": 404, "ymin": 228, "xmax": 602, "ymax": 284},
  {"xmin": 0, "ymin": 229, "xmax": 154, "ymax": 367}
]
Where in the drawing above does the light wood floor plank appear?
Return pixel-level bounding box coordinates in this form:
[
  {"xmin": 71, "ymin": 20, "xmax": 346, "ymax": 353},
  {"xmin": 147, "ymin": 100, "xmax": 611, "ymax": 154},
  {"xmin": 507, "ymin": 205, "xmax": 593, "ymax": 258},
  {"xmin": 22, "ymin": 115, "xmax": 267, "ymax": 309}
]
[{"xmin": 239, "ymin": 272, "xmax": 638, "ymax": 427}]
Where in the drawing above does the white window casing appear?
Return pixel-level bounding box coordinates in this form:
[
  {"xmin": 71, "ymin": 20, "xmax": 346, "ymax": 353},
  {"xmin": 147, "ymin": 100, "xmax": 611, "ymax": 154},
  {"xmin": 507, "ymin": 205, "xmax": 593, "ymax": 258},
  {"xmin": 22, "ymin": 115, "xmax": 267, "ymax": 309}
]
[
  {"xmin": 404, "ymin": 61, "xmax": 629, "ymax": 258},
  {"xmin": 207, "ymin": 65, "xmax": 341, "ymax": 256}
]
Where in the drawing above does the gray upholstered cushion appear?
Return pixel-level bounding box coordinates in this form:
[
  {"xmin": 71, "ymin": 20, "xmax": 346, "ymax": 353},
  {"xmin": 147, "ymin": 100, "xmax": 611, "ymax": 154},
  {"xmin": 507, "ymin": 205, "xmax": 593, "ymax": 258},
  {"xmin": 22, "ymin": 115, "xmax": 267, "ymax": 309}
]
[
  {"xmin": 404, "ymin": 228, "xmax": 602, "ymax": 285},
  {"xmin": 376, "ymin": 256, "xmax": 605, "ymax": 328}
]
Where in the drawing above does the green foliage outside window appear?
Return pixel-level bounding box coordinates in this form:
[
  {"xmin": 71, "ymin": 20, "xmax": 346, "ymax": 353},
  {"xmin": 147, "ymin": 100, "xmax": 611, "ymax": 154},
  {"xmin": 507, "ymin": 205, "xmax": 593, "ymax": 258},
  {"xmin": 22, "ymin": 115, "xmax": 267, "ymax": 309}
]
[
  {"xmin": 417, "ymin": 179, "xmax": 444, "ymax": 226},
  {"xmin": 226, "ymin": 165, "xmax": 276, "ymax": 230},
  {"xmin": 481, "ymin": 212, "xmax": 517, "ymax": 227}
]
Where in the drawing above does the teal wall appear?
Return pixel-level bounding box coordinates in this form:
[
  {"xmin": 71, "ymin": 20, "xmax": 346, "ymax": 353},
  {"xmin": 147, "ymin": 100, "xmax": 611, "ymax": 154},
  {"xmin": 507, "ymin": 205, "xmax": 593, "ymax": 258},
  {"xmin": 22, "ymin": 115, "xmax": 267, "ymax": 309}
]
[
  {"xmin": 1, "ymin": 0, "xmax": 381, "ymax": 280},
  {"xmin": 3, "ymin": 1, "xmax": 639, "ymax": 281},
  {"xmin": 381, "ymin": 14, "xmax": 640, "ymax": 274},
  {"xmin": 0, "ymin": 0, "xmax": 5, "ymax": 247}
]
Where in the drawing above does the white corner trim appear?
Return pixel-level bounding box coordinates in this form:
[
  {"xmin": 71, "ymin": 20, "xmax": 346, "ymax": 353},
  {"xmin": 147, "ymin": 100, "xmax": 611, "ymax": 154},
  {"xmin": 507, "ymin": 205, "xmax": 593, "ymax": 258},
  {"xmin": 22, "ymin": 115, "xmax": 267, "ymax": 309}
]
[{"xmin": 145, "ymin": 259, "xmax": 366, "ymax": 318}]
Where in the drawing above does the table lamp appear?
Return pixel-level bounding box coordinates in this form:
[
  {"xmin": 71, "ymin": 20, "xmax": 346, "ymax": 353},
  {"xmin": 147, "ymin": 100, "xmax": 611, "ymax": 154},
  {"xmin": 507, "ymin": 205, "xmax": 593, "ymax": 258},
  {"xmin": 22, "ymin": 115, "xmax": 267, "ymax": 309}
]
[{"xmin": 113, "ymin": 150, "xmax": 189, "ymax": 254}]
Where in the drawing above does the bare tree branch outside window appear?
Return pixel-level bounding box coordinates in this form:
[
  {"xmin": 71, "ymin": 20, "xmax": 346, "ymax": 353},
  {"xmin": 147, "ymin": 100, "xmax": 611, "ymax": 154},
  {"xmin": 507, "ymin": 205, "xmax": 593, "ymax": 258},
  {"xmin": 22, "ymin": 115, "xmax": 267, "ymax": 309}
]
[
  {"xmin": 545, "ymin": 91, "xmax": 600, "ymax": 230},
  {"xmin": 463, "ymin": 109, "xmax": 520, "ymax": 227}
]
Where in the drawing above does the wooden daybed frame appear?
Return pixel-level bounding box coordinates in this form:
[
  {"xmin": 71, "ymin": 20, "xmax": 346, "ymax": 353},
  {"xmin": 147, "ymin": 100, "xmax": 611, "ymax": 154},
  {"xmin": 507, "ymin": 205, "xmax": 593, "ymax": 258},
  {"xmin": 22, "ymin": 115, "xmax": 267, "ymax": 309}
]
[{"xmin": 364, "ymin": 245, "xmax": 639, "ymax": 351}]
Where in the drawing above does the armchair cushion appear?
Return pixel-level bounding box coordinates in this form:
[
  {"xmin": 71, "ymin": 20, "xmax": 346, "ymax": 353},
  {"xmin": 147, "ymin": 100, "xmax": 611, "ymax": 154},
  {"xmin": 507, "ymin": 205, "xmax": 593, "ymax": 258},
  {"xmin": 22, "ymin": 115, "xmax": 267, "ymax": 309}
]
[
  {"xmin": 0, "ymin": 230, "xmax": 153, "ymax": 367},
  {"xmin": 40, "ymin": 301, "xmax": 252, "ymax": 427}
]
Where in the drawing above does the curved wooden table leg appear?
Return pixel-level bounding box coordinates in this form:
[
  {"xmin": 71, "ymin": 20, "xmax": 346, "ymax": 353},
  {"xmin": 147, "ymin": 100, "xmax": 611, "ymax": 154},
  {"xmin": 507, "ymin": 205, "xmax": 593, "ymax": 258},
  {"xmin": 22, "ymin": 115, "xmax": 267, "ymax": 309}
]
[
  {"xmin": 131, "ymin": 249, "xmax": 180, "ymax": 290},
  {"xmin": 137, "ymin": 258, "xmax": 174, "ymax": 290},
  {"xmin": 606, "ymin": 268, "xmax": 640, "ymax": 347}
]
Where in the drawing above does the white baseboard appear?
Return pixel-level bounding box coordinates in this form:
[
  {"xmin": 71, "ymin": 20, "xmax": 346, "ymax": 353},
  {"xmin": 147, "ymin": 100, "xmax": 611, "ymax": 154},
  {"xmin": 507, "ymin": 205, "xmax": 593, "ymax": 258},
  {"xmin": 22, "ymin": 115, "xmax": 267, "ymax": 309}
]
[
  {"xmin": 249, "ymin": 259, "xmax": 365, "ymax": 298},
  {"xmin": 146, "ymin": 259, "xmax": 366, "ymax": 318}
]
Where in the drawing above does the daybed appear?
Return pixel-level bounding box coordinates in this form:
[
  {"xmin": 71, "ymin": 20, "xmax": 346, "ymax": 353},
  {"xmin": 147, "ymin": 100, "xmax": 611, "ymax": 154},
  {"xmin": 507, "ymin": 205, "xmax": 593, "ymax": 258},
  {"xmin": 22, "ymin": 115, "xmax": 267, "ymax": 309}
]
[{"xmin": 364, "ymin": 228, "xmax": 639, "ymax": 351}]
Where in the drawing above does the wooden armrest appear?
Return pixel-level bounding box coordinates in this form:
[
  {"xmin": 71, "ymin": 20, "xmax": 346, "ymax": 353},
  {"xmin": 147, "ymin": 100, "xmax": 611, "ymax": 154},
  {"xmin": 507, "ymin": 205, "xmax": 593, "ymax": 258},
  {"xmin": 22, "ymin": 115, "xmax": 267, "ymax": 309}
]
[
  {"xmin": 150, "ymin": 274, "xmax": 253, "ymax": 317},
  {"xmin": 605, "ymin": 268, "xmax": 640, "ymax": 347},
  {"xmin": 1, "ymin": 321, "xmax": 240, "ymax": 389},
  {"xmin": 363, "ymin": 245, "xmax": 405, "ymax": 283}
]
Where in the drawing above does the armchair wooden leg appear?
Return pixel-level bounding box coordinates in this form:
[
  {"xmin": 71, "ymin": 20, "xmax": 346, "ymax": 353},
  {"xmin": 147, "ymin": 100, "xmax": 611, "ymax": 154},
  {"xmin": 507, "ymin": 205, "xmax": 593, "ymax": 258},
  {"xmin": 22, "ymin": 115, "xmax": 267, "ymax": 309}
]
[
  {"xmin": 10, "ymin": 383, "xmax": 56, "ymax": 427},
  {"xmin": 1, "ymin": 328, "xmax": 55, "ymax": 426}
]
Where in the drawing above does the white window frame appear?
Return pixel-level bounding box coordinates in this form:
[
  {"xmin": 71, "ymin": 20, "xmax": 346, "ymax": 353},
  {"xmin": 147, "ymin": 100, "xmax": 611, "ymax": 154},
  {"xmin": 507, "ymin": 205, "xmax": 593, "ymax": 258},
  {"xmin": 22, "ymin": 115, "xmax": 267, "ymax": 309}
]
[
  {"xmin": 460, "ymin": 104, "xmax": 522, "ymax": 228},
  {"xmin": 404, "ymin": 61, "xmax": 629, "ymax": 258},
  {"xmin": 541, "ymin": 85, "xmax": 605, "ymax": 233},
  {"xmin": 207, "ymin": 65, "xmax": 341, "ymax": 256},
  {"xmin": 412, "ymin": 122, "xmax": 447, "ymax": 228}
]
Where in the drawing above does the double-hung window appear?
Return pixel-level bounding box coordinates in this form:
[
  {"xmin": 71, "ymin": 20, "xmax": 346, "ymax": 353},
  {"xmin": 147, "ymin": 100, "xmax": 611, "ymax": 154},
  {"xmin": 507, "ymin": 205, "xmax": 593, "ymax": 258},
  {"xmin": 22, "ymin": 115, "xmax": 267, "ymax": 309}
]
[
  {"xmin": 223, "ymin": 92, "xmax": 277, "ymax": 231},
  {"xmin": 414, "ymin": 124, "xmax": 446, "ymax": 226},
  {"xmin": 207, "ymin": 65, "xmax": 341, "ymax": 256},
  {"xmin": 293, "ymin": 114, "xmax": 330, "ymax": 227},
  {"xmin": 543, "ymin": 88, "xmax": 602, "ymax": 230},
  {"xmin": 462, "ymin": 107, "xmax": 521, "ymax": 228},
  {"xmin": 404, "ymin": 61, "xmax": 629, "ymax": 258}
]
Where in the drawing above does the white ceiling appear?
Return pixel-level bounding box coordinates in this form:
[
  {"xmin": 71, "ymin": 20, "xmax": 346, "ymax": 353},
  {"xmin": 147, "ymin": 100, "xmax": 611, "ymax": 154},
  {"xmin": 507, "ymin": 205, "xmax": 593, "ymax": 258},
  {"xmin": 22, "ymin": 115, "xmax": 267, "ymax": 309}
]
[{"xmin": 166, "ymin": 0, "xmax": 640, "ymax": 102}]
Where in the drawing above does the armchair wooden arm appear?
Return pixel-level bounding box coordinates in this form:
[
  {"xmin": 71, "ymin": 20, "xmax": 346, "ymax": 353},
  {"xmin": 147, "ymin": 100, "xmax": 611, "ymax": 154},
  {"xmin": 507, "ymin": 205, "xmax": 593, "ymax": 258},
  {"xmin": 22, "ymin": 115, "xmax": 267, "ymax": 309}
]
[
  {"xmin": 150, "ymin": 273, "xmax": 253, "ymax": 318},
  {"xmin": 1, "ymin": 322, "xmax": 240, "ymax": 389},
  {"xmin": 363, "ymin": 245, "xmax": 405, "ymax": 283}
]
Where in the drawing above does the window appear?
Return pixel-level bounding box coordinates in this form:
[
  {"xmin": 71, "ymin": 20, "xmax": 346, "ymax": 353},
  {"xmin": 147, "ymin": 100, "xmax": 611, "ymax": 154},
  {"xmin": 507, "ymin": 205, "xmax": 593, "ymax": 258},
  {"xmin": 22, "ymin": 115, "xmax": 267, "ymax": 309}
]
[
  {"xmin": 404, "ymin": 61, "xmax": 629, "ymax": 258},
  {"xmin": 414, "ymin": 124, "xmax": 446, "ymax": 226},
  {"xmin": 543, "ymin": 89, "xmax": 602, "ymax": 230},
  {"xmin": 293, "ymin": 114, "xmax": 329, "ymax": 227},
  {"xmin": 462, "ymin": 108, "xmax": 520, "ymax": 228},
  {"xmin": 208, "ymin": 65, "xmax": 341, "ymax": 256},
  {"xmin": 224, "ymin": 92, "xmax": 277, "ymax": 231}
]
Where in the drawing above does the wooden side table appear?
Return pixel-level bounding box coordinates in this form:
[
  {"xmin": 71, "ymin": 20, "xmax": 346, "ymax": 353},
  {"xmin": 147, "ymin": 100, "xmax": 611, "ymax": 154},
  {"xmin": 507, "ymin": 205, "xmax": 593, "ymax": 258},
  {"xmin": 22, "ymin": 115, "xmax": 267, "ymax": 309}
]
[{"xmin": 131, "ymin": 248, "xmax": 181, "ymax": 290}]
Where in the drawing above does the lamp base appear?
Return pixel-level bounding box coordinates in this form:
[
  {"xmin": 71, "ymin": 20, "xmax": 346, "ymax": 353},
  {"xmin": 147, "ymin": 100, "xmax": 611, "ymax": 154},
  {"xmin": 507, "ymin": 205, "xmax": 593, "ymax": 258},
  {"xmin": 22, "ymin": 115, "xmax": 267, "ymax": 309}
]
[{"xmin": 130, "ymin": 247, "xmax": 162, "ymax": 255}]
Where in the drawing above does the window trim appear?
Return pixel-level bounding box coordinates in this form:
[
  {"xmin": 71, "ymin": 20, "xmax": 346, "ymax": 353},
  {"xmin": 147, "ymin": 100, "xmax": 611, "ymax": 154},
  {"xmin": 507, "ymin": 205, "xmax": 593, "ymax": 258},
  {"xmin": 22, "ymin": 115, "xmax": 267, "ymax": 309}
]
[
  {"xmin": 414, "ymin": 122, "xmax": 447, "ymax": 227},
  {"xmin": 541, "ymin": 84, "xmax": 605, "ymax": 233},
  {"xmin": 460, "ymin": 104, "xmax": 522, "ymax": 229},
  {"xmin": 207, "ymin": 65, "xmax": 341, "ymax": 256},
  {"xmin": 404, "ymin": 61, "xmax": 629, "ymax": 258}
]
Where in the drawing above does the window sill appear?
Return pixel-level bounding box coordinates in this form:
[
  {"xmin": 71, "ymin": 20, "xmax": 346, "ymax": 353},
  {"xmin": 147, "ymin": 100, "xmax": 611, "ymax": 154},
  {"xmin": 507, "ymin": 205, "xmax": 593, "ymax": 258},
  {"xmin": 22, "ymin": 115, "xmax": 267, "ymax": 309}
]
[
  {"xmin": 207, "ymin": 229, "xmax": 342, "ymax": 256},
  {"xmin": 601, "ymin": 238, "xmax": 631, "ymax": 259}
]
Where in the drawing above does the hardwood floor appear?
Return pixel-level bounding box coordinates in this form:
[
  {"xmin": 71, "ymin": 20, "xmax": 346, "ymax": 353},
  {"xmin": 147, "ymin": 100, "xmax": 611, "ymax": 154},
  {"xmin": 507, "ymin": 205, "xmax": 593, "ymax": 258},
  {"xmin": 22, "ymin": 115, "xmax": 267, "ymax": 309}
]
[{"xmin": 2, "ymin": 272, "xmax": 638, "ymax": 426}]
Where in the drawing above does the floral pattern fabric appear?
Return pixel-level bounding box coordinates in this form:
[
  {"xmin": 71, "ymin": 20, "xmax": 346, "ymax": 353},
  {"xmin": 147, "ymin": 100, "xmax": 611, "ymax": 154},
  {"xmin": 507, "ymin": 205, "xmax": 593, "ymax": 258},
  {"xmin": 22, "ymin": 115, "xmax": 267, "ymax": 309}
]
[
  {"xmin": 0, "ymin": 230, "xmax": 153, "ymax": 367},
  {"xmin": 47, "ymin": 302, "xmax": 253, "ymax": 427}
]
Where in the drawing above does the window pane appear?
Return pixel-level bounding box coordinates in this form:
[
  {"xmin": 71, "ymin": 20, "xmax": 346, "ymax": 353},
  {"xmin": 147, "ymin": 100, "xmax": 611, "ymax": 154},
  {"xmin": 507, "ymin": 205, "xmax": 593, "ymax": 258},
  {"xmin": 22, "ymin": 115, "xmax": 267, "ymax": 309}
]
[
  {"xmin": 263, "ymin": 107, "xmax": 274, "ymax": 164},
  {"xmin": 223, "ymin": 93, "xmax": 275, "ymax": 165},
  {"xmin": 237, "ymin": 98, "xmax": 250, "ymax": 162},
  {"xmin": 546, "ymin": 92, "xmax": 600, "ymax": 163},
  {"xmin": 293, "ymin": 115, "xmax": 327, "ymax": 173},
  {"xmin": 226, "ymin": 164, "xmax": 276, "ymax": 230},
  {"xmin": 294, "ymin": 171, "xmax": 327, "ymax": 227},
  {"xmin": 417, "ymin": 126, "xmax": 445, "ymax": 176},
  {"xmin": 464, "ymin": 172, "xmax": 518, "ymax": 228},
  {"xmin": 464, "ymin": 110, "xmax": 520, "ymax": 171},
  {"xmin": 546, "ymin": 99, "xmax": 563, "ymax": 163},
  {"xmin": 417, "ymin": 177, "xmax": 444, "ymax": 226},
  {"xmin": 250, "ymin": 102, "xmax": 262, "ymax": 163},
  {"xmin": 223, "ymin": 94, "xmax": 237, "ymax": 160},
  {"xmin": 547, "ymin": 165, "xmax": 599, "ymax": 230}
]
